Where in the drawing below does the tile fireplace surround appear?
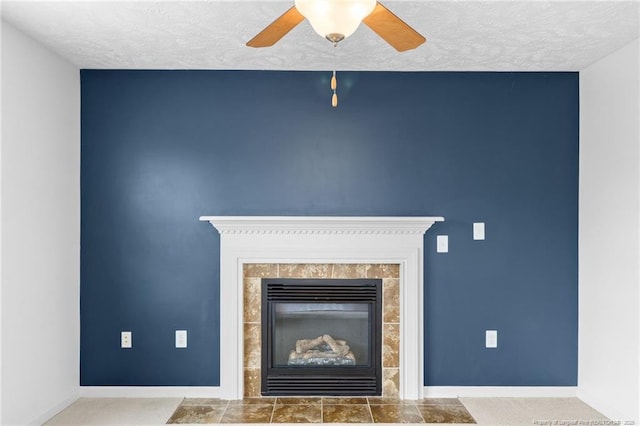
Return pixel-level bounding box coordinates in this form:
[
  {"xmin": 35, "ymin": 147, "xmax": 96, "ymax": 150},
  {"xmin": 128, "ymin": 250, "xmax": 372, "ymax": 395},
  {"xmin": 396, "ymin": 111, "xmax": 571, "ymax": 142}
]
[
  {"xmin": 243, "ymin": 262, "xmax": 397, "ymax": 398},
  {"xmin": 200, "ymin": 216, "xmax": 444, "ymax": 400}
]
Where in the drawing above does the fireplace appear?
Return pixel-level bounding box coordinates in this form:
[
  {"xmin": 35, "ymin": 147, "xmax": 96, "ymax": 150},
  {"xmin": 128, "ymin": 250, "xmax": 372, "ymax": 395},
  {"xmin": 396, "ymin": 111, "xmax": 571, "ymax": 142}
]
[
  {"xmin": 261, "ymin": 278, "xmax": 382, "ymax": 396},
  {"xmin": 199, "ymin": 216, "xmax": 444, "ymax": 399}
]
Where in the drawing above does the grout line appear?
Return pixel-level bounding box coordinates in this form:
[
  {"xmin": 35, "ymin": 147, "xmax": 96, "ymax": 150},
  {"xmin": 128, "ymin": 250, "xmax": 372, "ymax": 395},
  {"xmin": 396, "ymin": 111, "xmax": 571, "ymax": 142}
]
[
  {"xmin": 268, "ymin": 399, "xmax": 276, "ymax": 424},
  {"xmin": 413, "ymin": 401, "xmax": 426, "ymax": 424},
  {"xmin": 366, "ymin": 398, "xmax": 375, "ymax": 423},
  {"xmin": 218, "ymin": 400, "xmax": 230, "ymax": 424}
]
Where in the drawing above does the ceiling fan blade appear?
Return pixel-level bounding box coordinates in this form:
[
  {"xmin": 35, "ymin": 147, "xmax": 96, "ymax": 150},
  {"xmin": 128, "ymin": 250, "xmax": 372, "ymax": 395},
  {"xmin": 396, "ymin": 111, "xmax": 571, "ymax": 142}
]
[
  {"xmin": 246, "ymin": 6, "xmax": 305, "ymax": 48},
  {"xmin": 363, "ymin": 2, "xmax": 426, "ymax": 52}
]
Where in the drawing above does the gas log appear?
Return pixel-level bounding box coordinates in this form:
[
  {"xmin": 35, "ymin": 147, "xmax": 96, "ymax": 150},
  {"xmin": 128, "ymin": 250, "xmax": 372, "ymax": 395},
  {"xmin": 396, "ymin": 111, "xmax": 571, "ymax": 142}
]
[{"xmin": 289, "ymin": 334, "xmax": 355, "ymax": 365}]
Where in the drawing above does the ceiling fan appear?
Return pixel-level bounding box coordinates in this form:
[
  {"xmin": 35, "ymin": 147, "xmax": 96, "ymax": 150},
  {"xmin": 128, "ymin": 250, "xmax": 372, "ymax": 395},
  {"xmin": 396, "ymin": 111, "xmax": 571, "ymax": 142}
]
[
  {"xmin": 246, "ymin": 0, "xmax": 426, "ymax": 52},
  {"xmin": 246, "ymin": 0, "xmax": 426, "ymax": 107}
]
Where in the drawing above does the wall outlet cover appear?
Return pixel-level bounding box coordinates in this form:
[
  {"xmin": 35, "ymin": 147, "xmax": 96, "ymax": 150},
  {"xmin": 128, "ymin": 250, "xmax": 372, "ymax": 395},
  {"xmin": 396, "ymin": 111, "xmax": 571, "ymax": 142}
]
[{"xmin": 121, "ymin": 331, "xmax": 132, "ymax": 349}]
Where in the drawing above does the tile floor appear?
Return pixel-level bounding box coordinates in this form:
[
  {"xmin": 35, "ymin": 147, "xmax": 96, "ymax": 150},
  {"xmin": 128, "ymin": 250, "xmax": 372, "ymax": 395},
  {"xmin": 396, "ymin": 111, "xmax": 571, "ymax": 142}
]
[
  {"xmin": 166, "ymin": 397, "xmax": 476, "ymax": 424},
  {"xmin": 45, "ymin": 396, "xmax": 609, "ymax": 425}
]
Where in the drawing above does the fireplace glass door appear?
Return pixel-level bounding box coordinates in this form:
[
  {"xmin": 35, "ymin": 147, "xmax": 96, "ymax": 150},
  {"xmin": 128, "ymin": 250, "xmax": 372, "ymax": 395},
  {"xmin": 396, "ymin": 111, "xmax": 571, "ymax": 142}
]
[
  {"xmin": 273, "ymin": 302, "xmax": 370, "ymax": 367},
  {"xmin": 262, "ymin": 279, "xmax": 382, "ymax": 396}
]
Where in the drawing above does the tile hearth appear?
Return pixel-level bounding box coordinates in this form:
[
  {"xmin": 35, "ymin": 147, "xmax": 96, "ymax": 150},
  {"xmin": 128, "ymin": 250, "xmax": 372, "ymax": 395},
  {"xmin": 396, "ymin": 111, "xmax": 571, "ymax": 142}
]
[{"xmin": 166, "ymin": 397, "xmax": 477, "ymax": 424}]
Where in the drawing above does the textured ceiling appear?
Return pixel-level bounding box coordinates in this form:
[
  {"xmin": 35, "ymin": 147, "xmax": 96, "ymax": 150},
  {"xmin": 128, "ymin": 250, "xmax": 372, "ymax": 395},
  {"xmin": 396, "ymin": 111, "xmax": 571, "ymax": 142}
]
[{"xmin": 1, "ymin": 1, "xmax": 638, "ymax": 71}]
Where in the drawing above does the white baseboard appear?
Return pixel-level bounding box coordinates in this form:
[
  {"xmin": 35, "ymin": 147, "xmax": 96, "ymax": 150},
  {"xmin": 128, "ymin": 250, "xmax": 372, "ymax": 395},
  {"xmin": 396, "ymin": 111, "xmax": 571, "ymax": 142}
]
[
  {"xmin": 81, "ymin": 386, "xmax": 578, "ymax": 399},
  {"xmin": 29, "ymin": 388, "xmax": 79, "ymax": 426},
  {"xmin": 424, "ymin": 386, "xmax": 578, "ymax": 398},
  {"xmin": 80, "ymin": 386, "xmax": 580, "ymax": 400},
  {"xmin": 80, "ymin": 386, "xmax": 222, "ymax": 398}
]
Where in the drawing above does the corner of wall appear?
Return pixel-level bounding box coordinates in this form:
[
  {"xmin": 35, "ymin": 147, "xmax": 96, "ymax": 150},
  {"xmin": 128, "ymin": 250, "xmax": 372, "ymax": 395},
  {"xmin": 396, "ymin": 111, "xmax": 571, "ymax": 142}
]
[
  {"xmin": 1, "ymin": 20, "xmax": 81, "ymax": 425},
  {"xmin": 578, "ymin": 37, "xmax": 640, "ymax": 422},
  {"xmin": 0, "ymin": 19, "xmax": 4, "ymax": 425}
]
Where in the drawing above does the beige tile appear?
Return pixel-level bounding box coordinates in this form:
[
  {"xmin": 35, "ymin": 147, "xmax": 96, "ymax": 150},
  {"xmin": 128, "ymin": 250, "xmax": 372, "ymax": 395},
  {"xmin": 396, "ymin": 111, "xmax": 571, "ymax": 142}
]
[
  {"xmin": 382, "ymin": 368, "xmax": 400, "ymax": 398},
  {"xmin": 278, "ymin": 263, "xmax": 332, "ymax": 278},
  {"xmin": 275, "ymin": 397, "xmax": 322, "ymax": 405},
  {"xmin": 167, "ymin": 405, "xmax": 227, "ymax": 424},
  {"xmin": 244, "ymin": 323, "xmax": 261, "ymax": 368},
  {"xmin": 181, "ymin": 398, "xmax": 229, "ymax": 406},
  {"xmin": 322, "ymin": 397, "xmax": 368, "ymax": 404},
  {"xmin": 243, "ymin": 263, "xmax": 278, "ymax": 278},
  {"xmin": 366, "ymin": 264, "xmax": 400, "ymax": 279},
  {"xmin": 323, "ymin": 404, "xmax": 373, "ymax": 423},
  {"xmin": 367, "ymin": 396, "xmax": 413, "ymax": 405},
  {"xmin": 417, "ymin": 404, "xmax": 476, "ymax": 423},
  {"xmin": 416, "ymin": 398, "xmax": 464, "ymax": 406},
  {"xmin": 44, "ymin": 398, "xmax": 183, "ymax": 425},
  {"xmin": 459, "ymin": 397, "xmax": 608, "ymax": 425},
  {"xmin": 220, "ymin": 403, "xmax": 274, "ymax": 423},
  {"xmin": 383, "ymin": 323, "xmax": 400, "ymax": 368},
  {"xmin": 383, "ymin": 278, "xmax": 400, "ymax": 323},
  {"xmin": 243, "ymin": 278, "xmax": 261, "ymax": 323},
  {"xmin": 229, "ymin": 397, "xmax": 275, "ymax": 405},
  {"xmin": 369, "ymin": 404, "xmax": 425, "ymax": 423},
  {"xmin": 331, "ymin": 264, "xmax": 367, "ymax": 278},
  {"xmin": 271, "ymin": 404, "xmax": 322, "ymax": 423},
  {"xmin": 243, "ymin": 368, "xmax": 261, "ymax": 398}
]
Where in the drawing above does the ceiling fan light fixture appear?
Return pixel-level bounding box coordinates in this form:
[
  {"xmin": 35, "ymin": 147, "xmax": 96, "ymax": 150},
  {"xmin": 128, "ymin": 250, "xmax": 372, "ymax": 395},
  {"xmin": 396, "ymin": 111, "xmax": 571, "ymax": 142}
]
[{"xmin": 294, "ymin": 0, "xmax": 377, "ymax": 41}]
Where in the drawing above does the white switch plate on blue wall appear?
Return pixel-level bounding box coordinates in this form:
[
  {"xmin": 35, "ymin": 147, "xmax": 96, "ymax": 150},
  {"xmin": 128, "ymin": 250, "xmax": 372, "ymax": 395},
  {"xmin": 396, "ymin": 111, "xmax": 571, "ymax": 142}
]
[
  {"xmin": 486, "ymin": 330, "xmax": 497, "ymax": 348},
  {"xmin": 176, "ymin": 330, "xmax": 187, "ymax": 348},
  {"xmin": 473, "ymin": 222, "xmax": 485, "ymax": 240},
  {"xmin": 437, "ymin": 235, "xmax": 448, "ymax": 253}
]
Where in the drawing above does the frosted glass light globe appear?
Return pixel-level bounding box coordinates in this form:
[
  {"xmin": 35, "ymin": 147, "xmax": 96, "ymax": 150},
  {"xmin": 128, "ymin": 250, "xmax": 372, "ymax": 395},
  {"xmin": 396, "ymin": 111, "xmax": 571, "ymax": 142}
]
[{"xmin": 295, "ymin": 0, "xmax": 377, "ymax": 41}]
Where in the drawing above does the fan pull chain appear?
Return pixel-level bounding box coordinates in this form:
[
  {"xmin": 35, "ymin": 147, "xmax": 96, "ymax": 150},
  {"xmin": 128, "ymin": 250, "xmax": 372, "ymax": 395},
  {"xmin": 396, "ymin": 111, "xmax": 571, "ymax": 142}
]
[
  {"xmin": 331, "ymin": 70, "xmax": 338, "ymax": 107},
  {"xmin": 331, "ymin": 41, "xmax": 338, "ymax": 108}
]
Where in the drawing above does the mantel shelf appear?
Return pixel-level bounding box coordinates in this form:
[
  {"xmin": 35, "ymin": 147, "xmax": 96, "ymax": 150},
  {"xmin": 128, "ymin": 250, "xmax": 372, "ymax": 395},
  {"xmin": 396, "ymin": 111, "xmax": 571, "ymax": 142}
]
[{"xmin": 199, "ymin": 216, "xmax": 445, "ymax": 235}]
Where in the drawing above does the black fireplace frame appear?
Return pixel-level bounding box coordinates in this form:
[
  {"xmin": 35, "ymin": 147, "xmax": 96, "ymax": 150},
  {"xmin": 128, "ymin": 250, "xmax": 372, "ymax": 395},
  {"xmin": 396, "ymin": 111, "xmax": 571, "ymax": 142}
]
[{"xmin": 261, "ymin": 278, "xmax": 382, "ymax": 396}]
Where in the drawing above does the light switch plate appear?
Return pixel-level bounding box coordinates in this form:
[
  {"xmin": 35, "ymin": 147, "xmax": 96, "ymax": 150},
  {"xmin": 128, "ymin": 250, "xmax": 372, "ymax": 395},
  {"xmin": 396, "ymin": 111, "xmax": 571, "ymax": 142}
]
[
  {"xmin": 176, "ymin": 330, "xmax": 187, "ymax": 348},
  {"xmin": 473, "ymin": 222, "xmax": 485, "ymax": 240},
  {"xmin": 437, "ymin": 235, "xmax": 448, "ymax": 253},
  {"xmin": 486, "ymin": 330, "xmax": 497, "ymax": 348},
  {"xmin": 121, "ymin": 331, "xmax": 132, "ymax": 348}
]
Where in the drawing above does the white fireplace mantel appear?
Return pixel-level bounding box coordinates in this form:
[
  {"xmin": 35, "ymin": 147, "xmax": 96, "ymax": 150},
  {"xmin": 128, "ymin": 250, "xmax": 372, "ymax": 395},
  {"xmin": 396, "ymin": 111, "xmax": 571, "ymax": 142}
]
[{"xmin": 200, "ymin": 216, "xmax": 444, "ymax": 400}]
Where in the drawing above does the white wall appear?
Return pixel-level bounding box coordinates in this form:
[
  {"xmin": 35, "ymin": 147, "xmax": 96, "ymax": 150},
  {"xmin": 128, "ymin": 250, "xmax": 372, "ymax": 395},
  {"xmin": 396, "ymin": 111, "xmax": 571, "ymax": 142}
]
[
  {"xmin": 578, "ymin": 38, "xmax": 640, "ymax": 422},
  {"xmin": 1, "ymin": 21, "xmax": 80, "ymax": 425}
]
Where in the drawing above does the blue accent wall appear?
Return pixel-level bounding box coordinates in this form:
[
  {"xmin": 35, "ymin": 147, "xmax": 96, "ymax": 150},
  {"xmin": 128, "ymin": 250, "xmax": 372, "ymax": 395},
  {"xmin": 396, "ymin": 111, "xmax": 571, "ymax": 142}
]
[{"xmin": 80, "ymin": 70, "xmax": 578, "ymax": 386}]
